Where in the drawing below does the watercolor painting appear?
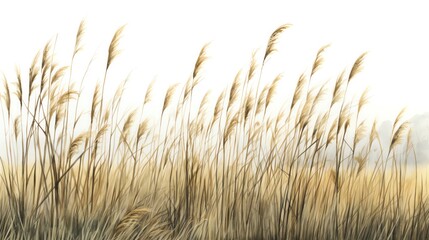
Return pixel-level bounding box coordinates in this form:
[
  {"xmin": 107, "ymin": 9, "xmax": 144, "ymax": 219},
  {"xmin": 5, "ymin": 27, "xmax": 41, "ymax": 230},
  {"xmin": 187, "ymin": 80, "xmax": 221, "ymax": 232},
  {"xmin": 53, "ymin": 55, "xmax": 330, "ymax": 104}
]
[{"xmin": 0, "ymin": 1, "xmax": 428, "ymax": 239}]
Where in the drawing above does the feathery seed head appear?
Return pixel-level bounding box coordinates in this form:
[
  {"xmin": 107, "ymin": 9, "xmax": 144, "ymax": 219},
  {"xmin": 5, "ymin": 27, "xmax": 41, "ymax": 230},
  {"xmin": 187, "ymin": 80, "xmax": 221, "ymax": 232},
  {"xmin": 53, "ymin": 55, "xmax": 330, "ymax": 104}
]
[
  {"xmin": 264, "ymin": 24, "xmax": 292, "ymax": 61},
  {"xmin": 311, "ymin": 44, "xmax": 330, "ymax": 77},
  {"xmin": 107, "ymin": 25, "xmax": 126, "ymax": 69},
  {"xmin": 348, "ymin": 52, "xmax": 367, "ymax": 82}
]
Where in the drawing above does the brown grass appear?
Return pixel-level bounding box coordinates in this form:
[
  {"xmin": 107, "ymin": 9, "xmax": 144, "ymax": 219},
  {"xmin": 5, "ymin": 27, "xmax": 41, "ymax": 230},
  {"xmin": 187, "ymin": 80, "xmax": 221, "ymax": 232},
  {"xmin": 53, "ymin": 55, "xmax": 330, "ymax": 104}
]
[{"xmin": 0, "ymin": 23, "xmax": 427, "ymax": 240}]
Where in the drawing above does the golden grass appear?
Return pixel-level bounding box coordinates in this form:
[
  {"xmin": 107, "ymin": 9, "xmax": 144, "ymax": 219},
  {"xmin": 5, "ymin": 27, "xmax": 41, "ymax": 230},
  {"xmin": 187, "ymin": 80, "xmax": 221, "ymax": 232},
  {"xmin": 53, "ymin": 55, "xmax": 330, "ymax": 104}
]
[{"xmin": 0, "ymin": 22, "xmax": 427, "ymax": 239}]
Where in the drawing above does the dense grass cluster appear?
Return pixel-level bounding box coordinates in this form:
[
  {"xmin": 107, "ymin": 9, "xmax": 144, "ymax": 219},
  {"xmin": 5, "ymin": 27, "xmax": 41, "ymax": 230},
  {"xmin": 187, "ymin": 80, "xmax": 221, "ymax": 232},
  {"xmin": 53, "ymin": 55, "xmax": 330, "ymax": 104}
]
[{"xmin": 0, "ymin": 22, "xmax": 428, "ymax": 239}]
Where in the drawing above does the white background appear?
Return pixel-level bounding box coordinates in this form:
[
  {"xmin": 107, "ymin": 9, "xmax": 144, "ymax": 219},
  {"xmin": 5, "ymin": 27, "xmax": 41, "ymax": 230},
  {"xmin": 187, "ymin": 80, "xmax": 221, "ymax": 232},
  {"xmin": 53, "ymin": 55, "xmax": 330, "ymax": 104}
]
[{"xmin": 0, "ymin": 0, "xmax": 428, "ymax": 121}]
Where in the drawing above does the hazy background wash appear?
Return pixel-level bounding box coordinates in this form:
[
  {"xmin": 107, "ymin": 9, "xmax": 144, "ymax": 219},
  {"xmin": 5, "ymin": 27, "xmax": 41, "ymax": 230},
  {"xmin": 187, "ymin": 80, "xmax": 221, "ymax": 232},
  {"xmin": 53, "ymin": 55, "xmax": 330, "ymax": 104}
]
[{"xmin": 1, "ymin": 0, "xmax": 429, "ymax": 159}]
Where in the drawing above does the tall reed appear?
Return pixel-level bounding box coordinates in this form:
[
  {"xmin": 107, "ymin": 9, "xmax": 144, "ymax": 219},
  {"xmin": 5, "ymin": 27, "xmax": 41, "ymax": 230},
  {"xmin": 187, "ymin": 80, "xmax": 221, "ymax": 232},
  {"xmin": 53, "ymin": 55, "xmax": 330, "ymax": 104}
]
[{"xmin": 0, "ymin": 22, "xmax": 426, "ymax": 240}]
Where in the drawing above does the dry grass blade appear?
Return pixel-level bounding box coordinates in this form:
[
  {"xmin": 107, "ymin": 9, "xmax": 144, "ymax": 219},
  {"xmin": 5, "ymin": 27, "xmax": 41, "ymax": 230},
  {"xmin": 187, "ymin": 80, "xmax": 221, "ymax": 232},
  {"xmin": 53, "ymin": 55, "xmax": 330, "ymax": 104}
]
[
  {"xmin": 51, "ymin": 66, "xmax": 69, "ymax": 85},
  {"xmin": 113, "ymin": 206, "xmax": 152, "ymax": 238},
  {"xmin": 74, "ymin": 19, "xmax": 86, "ymax": 55},
  {"xmin": 353, "ymin": 121, "xmax": 366, "ymax": 150},
  {"xmin": 14, "ymin": 67, "xmax": 23, "ymax": 109},
  {"xmin": 137, "ymin": 119, "xmax": 150, "ymax": 140},
  {"xmin": 338, "ymin": 103, "xmax": 351, "ymax": 131},
  {"xmin": 299, "ymin": 91, "xmax": 315, "ymax": 128},
  {"xmin": 266, "ymin": 73, "xmax": 282, "ymax": 109},
  {"xmin": 55, "ymin": 106, "xmax": 66, "ymax": 129},
  {"xmin": 197, "ymin": 90, "xmax": 211, "ymax": 118},
  {"xmin": 48, "ymin": 83, "xmax": 61, "ymax": 107},
  {"xmin": 42, "ymin": 40, "xmax": 52, "ymax": 69},
  {"xmin": 94, "ymin": 124, "xmax": 109, "ymax": 149},
  {"xmin": 91, "ymin": 124, "xmax": 108, "ymax": 161},
  {"xmin": 393, "ymin": 107, "xmax": 407, "ymax": 131},
  {"xmin": 248, "ymin": 50, "xmax": 259, "ymax": 81},
  {"xmin": 327, "ymin": 118, "xmax": 338, "ymax": 146},
  {"xmin": 41, "ymin": 63, "xmax": 50, "ymax": 92},
  {"xmin": 311, "ymin": 44, "xmax": 330, "ymax": 77},
  {"xmin": 354, "ymin": 154, "xmax": 367, "ymax": 175},
  {"xmin": 113, "ymin": 76, "xmax": 130, "ymax": 110},
  {"xmin": 390, "ymin": 121, "xmax": 409, "ymax": 150},
  {"xmin": 56, "ymin": 89, "xmax": 78, "ymax": 107},
  {"xmin": 244, "ymin": 90, "xmax": 254, "ymax": 122},
  {"xmin": 331, "ymin": 70, "xmax": 345, "ymax": 107},
  {"xmin": 224, "ymin": 113, "xmax": 239, "ymax": 144},
  {"xmin": 91, "ymin": 83, "xmax": 101, "ymax": 123},
  {"xmin": 68, "ymin": 131, "xmax": 89, "ymax": 160},
  {"xmin": 314, "ymin": 112, "xmax": 329, "ymax": 141},
  {"xmin": 183, "ymin": 77, "xmax": 193, "ymax": 103},
  {"xmin": 348, "ymin": 52, "xmax": 367, "ymax": 82},
  {"xmin": 212, "ymin": 89, "xmax": 226, "ymax": 125},
  {"xmin": 122, "ymin": 109, "xmax": 137, "ymax": 141},
  {"xmin": 358, "ymin": 87, "xmax": 370, "ymax": 114},
  {"xmin": 144, "ymin": 79, "xmax": 156, "ymax": 105},
  {"xmin": 103, "ymin": 107, "xmax": 111, "ymax": 124},
  {"xmin": 107, "ymin": 25, "xmax": 126, "ymax": 69},
  {"xmin": 29, "ymin": 51, "xmax": 40, "ymax": 97},
  {"xmin": 13, "ymin": 116, "xmax": 20, "ymax": 140},
  {"xmin": 310, "ymin": 82, "xmax": 328, "ymax": 116},
  {"xmin": 162, "ymin": 83, "xmax": 179, "ymax": 114},
  {"xmin": 193, "ymin": 43, "xmax": 210, "ymax": 79},
  {"xmin": 291, "ymin": 73, "xmax": 306, "ymax": 110},
  {"xmin": 329, "ymin": 168, "xmax": 337, "ymax": 185},
  {"xmin": 264, "ymin": 24, "xmax": 292, "ymax": 61},
  {"xmin": 256, "ymin": 83, "xmax": 269, "ymax": 115},
  {"xmin": 369, "ymin": 119, "xmax": 378, "ymax": 146},
  {"xmin": 227, "ymin": 71, "xmax": 242, "ymax": 111},
  {"xmin": 406, "ymin": 128, "xmax": 413, "ymax": 153},
  {"xmin": 2, "ymin": 76, "xmax": 11, "ymax": 118}
]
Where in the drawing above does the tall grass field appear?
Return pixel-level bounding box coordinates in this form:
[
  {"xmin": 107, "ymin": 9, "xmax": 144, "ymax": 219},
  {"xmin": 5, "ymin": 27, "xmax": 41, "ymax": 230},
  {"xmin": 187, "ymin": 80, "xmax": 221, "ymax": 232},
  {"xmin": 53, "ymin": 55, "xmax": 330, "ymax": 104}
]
[{"xmin": 0, "ymin": 22, "xmax": 428, "ymax": 239}]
